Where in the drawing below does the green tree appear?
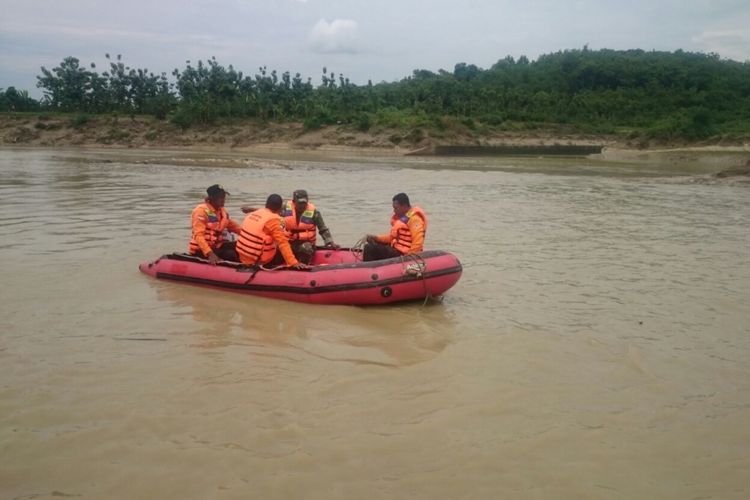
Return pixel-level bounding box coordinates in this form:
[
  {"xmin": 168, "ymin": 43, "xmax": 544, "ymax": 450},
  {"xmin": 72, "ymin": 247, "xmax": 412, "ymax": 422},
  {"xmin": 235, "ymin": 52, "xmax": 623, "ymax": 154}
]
[
  {"xmin": 37, "ymin": 57, "xmax": 97, "ymax": 111},
  {"xmin": 0, "ymin": 87, "xmax": 40, "ymax": 111}
]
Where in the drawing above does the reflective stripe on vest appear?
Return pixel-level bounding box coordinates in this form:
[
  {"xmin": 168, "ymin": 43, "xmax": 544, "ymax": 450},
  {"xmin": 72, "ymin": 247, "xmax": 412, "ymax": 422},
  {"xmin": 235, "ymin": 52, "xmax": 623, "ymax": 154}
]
[
  {"xmin": 189, "ymin": 203, "xmax": 229, "ymax": 254},
  {"xmin": 236, "ymin": 208, "xmax": 278, "ymax": 265},
  {"xmin": 390, "ymin": 206, "xmax": 427, "ymax": 254},
  {"xmin": 282, "ymin": 201, "xmax": 317, "ymax": 242}
]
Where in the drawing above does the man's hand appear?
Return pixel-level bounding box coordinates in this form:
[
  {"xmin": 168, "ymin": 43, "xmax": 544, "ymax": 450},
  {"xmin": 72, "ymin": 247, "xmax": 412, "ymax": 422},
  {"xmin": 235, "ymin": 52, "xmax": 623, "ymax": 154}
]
[
  {"xmin": 325, "ymin": 242, "xmax": 341, "ymax": 250},
  {"xmin": 207, "ymin": 252, "xmax": 220, "ymax": 265},
  {"xmin": 240, "ymin": 205, "xmax": 257, "ymax": 214},
  {"xmin": 290, "ymin": 263, "xmax": 311, "ymax": 270}
]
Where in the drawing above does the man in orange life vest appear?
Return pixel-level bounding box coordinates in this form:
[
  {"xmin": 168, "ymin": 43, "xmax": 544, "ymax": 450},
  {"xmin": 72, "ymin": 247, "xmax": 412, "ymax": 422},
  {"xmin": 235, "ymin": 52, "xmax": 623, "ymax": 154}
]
[
  {"xmin": 281, "ymin": 189, "xmax": 339, "ymax": 264},
  {"xmin": 363, "ymin": 192, "xmax": 428, "ymax": 261},
  {"xmin": 189, "ymin": 184, "xmax": 241, "ymax": 265},
  {"xmin": 242, "ymin": 189, "xmax": 339, "ymax": 264},
  {"xmin": 236, "ymin": 194, "xmax": 309, "ymax": 270}
]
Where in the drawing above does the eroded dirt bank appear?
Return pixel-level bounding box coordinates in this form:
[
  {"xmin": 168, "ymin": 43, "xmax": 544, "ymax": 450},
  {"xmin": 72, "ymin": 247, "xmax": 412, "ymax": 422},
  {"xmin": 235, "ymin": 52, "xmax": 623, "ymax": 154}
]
[{"xmin": 1, "ymin": 113, "xmax": 748, "ymax": 175}]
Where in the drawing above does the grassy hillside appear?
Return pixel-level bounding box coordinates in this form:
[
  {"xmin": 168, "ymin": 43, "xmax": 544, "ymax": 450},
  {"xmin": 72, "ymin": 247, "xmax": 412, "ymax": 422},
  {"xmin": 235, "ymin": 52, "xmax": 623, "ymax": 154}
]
[{"xmin": 2, "ymin": 48, "xmax": 750, "ymax": 145}]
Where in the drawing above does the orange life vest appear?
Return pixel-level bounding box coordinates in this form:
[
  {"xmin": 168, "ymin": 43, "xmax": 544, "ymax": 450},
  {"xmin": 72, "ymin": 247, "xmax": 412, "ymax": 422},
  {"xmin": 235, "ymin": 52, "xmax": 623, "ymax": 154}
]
[
  {"xmin": 390, "ymin": 206, "xmax": 427, "ymax": 254},
  {"xmin": 282, "ymin": 201, "xmax": 317, "ymax": 243},
  {"xmin": 236, "ymin": 208, "xmax": 279, "ymax": 265},
  {"xmin": 188, "ymin": 202, "xmax": 230, "ymax": 255}
]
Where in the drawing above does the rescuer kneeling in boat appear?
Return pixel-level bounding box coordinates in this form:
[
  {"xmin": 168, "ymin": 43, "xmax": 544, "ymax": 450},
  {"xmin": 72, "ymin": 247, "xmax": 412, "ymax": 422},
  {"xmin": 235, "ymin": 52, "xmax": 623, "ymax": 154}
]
[
  {"xmin": 237, "ymin": 194, "xmax": 310, "ymax": 270},
  {"xmin": 280, "ymin": 189, "xmax": 339, "ymax": 264},
  {"xmin": 363, "ymin": 192, "xmax": 428, "ymax": 261},
  {"xmin": 189, "ymin": 184, "xmax": 241, "ymax": 265}
]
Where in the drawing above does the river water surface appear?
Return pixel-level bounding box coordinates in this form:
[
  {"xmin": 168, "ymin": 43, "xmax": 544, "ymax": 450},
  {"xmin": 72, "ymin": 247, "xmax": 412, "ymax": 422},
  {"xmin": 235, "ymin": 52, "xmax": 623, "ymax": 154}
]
[{"xmin": 1, "ymin": 148, "xmax": 749, "ymax": 499}]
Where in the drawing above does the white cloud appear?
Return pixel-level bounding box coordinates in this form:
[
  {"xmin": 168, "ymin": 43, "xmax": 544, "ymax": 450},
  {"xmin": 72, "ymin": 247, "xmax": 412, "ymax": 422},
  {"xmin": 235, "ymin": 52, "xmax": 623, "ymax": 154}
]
[
  {"xmin": 690, "ymin": 9, "xmax": 750, "ymax": 62},
  {"xmin": 308, "ymin": 19, "xmax": 359, "ymax": 54},
  {"xmin": 693, "ymin": 29, "xmax": 750, "ymax": 61}
]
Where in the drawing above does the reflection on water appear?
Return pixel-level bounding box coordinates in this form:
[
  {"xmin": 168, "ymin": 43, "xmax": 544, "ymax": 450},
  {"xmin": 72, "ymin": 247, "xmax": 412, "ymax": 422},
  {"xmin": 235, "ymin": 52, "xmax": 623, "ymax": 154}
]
[
  {"xmin": 1, "ymin": 148, "xmax": 749, "ymax": 499},
  {"xmin": 151, "ymin": 281, "xmax": 453, "ymax": 367}
]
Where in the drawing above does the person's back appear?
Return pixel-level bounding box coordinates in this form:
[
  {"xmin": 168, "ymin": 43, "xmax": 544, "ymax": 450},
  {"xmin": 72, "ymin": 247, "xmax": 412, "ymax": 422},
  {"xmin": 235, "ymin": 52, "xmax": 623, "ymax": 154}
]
[
  {"xmin": 237, "ymin": 207, "xmax": 278, "ymax": 265},
  {"xmin": 236, "ymin": 194, "xmax": 308, "ymax": 269}
]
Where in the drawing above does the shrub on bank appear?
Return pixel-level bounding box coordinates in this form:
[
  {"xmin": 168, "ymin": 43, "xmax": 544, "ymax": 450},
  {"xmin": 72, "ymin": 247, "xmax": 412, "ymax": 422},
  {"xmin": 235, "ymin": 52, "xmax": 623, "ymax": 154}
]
[{"xmin": 70, "ymin": 113, "xmax": 89, "ymax": 128}]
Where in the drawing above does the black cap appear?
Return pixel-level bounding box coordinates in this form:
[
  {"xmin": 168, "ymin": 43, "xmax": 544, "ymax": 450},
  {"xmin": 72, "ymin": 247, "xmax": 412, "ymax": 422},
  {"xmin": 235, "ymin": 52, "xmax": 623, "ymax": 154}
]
[
  {"xmin": 207, "ymin": 184, "xmax": 229, "ymax": 197},
  {"xmin": 293, "ymin": 189, "xmax": 308, "ymax": 203}
]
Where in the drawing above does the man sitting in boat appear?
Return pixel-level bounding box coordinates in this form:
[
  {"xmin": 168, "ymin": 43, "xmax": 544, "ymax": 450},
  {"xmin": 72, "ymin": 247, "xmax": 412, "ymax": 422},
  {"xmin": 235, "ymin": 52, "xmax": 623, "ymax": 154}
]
[
  {"xmin": 189, "ymin": 184, "xmax": 241, "ymax": 265},
  {"xmin": 363, "ymin": 192, "xmax": 428, "ymax": 261},
  {"xmin": 279, "ymin": 189, "xmax": 339, "ymax": 264},
  {"xmin": 237, "ymin": 194, "xmax": 309, "ymax": 270}
]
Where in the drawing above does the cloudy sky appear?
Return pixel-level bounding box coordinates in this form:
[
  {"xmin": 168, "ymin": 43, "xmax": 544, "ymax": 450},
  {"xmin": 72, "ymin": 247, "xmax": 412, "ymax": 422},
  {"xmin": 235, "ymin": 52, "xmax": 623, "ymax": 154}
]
[{"xmin": 2, "ymin": 0, "xmax": 749, "ymax": 96}]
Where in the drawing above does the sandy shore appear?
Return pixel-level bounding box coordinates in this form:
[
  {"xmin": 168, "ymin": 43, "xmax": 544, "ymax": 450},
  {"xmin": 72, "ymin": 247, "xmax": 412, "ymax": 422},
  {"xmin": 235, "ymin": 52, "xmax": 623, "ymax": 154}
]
[{"xmin": 2, "ymin": 113, "xmax": 749, "ymax": 176}]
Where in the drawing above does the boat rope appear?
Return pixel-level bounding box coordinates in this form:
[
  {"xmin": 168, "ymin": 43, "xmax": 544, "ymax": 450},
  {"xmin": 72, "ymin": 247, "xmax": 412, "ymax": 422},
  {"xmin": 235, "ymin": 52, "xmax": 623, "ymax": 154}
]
[
  {"xmin": 243, "ymin": 265, "xmax": 262, "ymax": 284},
  {"xmin": 243, "ymin": 262, "xmax": 300, "ymax": 284},
  {"xmin": 350, "ymin": 237, "xmax": 367, "ymax": 262},
  {"xmin": 401, "ymin": 253, "xmax": 430, "ymax": 306},
  {"xmin": 351, "ymin": 240, "xmax": 432, "ymax": 305}
]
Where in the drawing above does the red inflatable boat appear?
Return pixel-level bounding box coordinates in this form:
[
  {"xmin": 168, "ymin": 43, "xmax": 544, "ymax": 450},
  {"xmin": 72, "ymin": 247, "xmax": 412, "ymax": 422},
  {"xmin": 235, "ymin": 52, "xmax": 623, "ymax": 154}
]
[{"xmin": 139, "ymin": 248, "xmax": 462, "ymax": 305}]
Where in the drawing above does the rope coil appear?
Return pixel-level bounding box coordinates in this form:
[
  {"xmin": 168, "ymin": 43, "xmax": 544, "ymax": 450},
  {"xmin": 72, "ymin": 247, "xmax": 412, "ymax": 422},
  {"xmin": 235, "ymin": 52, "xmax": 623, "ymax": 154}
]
[{"xmin": 401, "ymin": 253, "xmax": 431, "ymax": 306}]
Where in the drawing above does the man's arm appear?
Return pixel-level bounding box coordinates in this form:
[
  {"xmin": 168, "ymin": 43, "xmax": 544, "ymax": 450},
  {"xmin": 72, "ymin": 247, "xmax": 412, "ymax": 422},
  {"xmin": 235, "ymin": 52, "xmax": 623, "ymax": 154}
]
[
  {"xmin": 406, "ymin": 217, "xmax": 425, "ymax": 254},
  {"xmin": 227, "ymin": 217, "xmax": 242, "ymax": 234},
  {"xmin": 191, "ymin": 208, "xmax": 213, "ymax": 256},
  {"xmin": 313, "ymin": 210, "xmax": 335, "ymax": 246},
  {"xmin": 374, "ymin": 233, "xmax": 392, "ymax": 244},
  {"xmin": 266, "ymin": 217, "xmax": 299, "ymax": 266}
]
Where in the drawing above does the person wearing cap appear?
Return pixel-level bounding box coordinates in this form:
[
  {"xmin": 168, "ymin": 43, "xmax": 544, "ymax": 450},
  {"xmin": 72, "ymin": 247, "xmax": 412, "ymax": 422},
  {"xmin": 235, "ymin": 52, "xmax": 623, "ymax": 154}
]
[
  {"xmin": 189, "ymin": 184, "xmax": 241, "ymax": 265},
  {"xmin": 242, "ymin": 189, "xmax": 339, "ymax": 265},
  {"xmin": 281, "ymin": 189, "xmax": 339, "ymax": 264},
  {"xmin": 236, "ymin": 194, "xmax": 309, "ymax": 270},
  {"xmin": 363, "ymin": 192, "xmax": 428, "ymax": 261}
]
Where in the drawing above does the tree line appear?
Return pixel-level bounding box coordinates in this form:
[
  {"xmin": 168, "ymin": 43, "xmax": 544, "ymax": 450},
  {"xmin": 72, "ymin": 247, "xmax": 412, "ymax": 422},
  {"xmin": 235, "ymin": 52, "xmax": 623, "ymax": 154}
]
[{"xmin": 2, "ymin": 48, "xmax": 749, "ymax": 139}]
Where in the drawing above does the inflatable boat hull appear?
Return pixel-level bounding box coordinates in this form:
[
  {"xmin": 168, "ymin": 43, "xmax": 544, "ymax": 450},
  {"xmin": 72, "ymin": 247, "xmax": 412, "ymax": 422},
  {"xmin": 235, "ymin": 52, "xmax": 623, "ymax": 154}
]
[{"xmin": 139, "ymin": 249, "xmax": 462, "ymax": 305}]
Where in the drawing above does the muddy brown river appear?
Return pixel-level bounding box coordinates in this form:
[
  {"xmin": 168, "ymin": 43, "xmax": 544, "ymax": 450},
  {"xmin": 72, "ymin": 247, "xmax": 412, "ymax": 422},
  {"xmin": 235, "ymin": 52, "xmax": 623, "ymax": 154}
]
[{"xmin": 1, "ymin": 148, "xmax": 749, "ymax": 499}]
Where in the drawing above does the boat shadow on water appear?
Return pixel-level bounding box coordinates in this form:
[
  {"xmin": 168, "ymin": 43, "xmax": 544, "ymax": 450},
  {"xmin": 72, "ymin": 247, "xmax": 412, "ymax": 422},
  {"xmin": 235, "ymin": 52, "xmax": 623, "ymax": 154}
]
[{"xmin": 148, "ymin": 279, "xmax": 457, "ymax": 368}]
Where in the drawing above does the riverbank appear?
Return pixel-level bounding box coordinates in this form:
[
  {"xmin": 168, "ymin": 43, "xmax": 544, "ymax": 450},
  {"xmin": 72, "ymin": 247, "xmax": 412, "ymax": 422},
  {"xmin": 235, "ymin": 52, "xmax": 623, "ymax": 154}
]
[
  {"xmin": 1, "ymin": 113, "xmax": 749, "ymax": 173},
  {"xmin": 0, "ymin": 112, "xmax": 616, "ymax": 152}
]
